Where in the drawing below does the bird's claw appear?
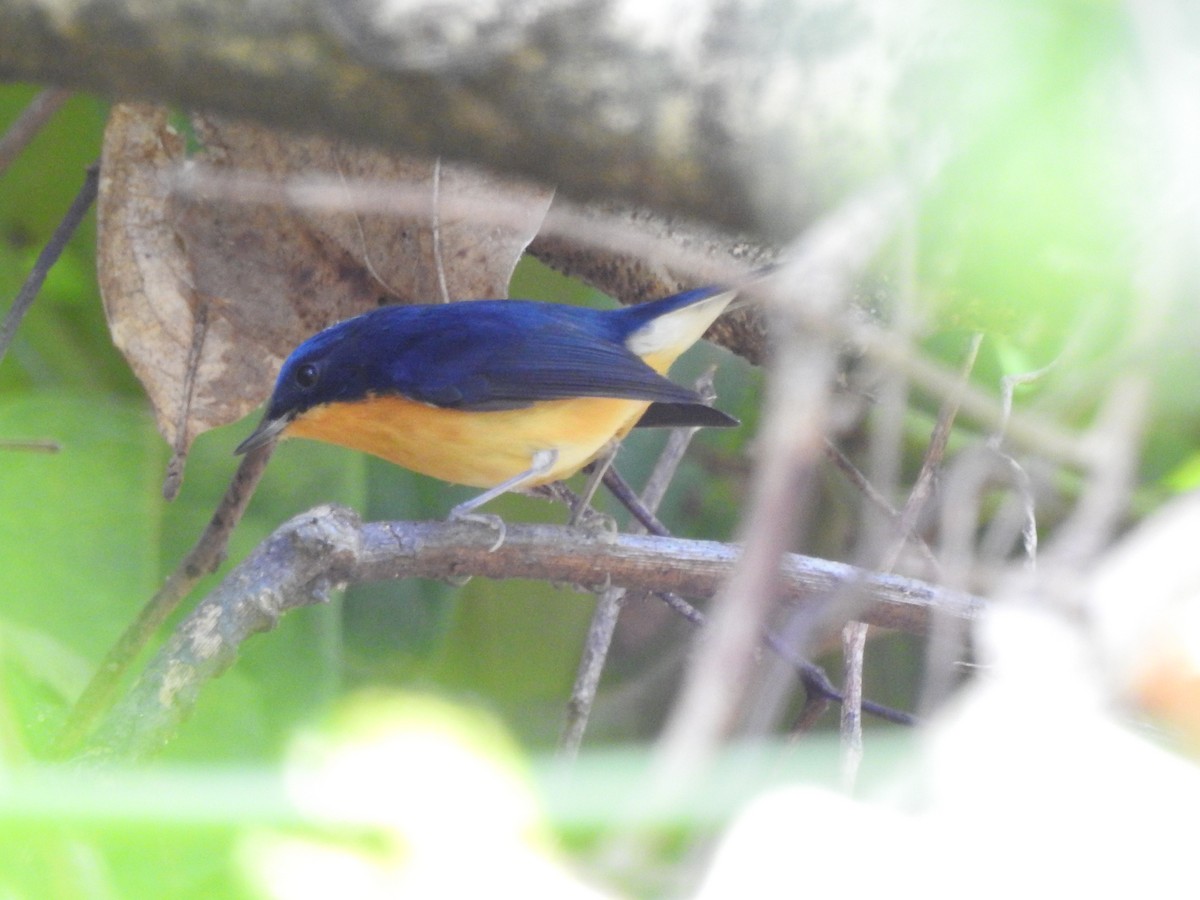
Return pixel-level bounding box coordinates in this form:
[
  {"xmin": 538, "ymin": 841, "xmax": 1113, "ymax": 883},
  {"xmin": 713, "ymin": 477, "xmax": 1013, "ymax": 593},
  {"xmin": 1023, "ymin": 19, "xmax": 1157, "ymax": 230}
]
[
  {"xmin": 573, "ymin": 506, "xmax": 619, "ymax": 541},
  {"xmin": 448, "ymin": 508, "xmax": 507, "ymax": 552}
]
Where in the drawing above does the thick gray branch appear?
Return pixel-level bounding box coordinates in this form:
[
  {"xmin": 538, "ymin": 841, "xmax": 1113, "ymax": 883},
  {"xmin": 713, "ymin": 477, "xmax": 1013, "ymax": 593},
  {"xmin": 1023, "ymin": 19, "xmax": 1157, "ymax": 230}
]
[
  {"xmin": 0, "ymin": 0, "xmax": 1014, "ymax": 239},
  {"xmin": 86, "ymin": 504, "xmax": 981, "ymax": 759}
]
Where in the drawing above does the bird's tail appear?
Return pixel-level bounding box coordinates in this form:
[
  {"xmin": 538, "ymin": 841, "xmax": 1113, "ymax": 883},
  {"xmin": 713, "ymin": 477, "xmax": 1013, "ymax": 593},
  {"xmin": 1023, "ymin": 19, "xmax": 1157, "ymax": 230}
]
[{"xmin": 624, "ymin": 288, "xmax": 738, "ymax": 367}]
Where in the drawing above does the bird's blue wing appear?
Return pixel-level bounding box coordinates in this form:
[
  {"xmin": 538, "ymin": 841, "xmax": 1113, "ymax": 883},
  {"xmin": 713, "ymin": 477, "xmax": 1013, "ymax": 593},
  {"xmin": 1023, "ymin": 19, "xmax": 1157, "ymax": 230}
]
[{"xmin": 370, "ymin": 302, "xmax": 710, "ymax": 411}]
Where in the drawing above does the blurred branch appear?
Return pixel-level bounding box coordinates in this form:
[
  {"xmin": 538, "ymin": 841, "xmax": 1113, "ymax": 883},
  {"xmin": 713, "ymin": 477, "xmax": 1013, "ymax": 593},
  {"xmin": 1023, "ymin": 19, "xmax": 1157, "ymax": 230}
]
[
  {"xmin": 172, "ymin": 165, "xmax": 1119, "ymax": 476},
  {"xmin": 84, "ymin": 505, "xmax": 981, "ymax": 759},
  {"xmin": 887, "ymin": 332, "xmax": 984, "ymax": 569},
  {"xmin": 840, "ymin": 622, "xmax": 868, "ymax": 787},
  {"xmin": 0, "ymin": 86, "xmax": 69, "ymax": 176},
  {"xmin": 650, "ymin": 173, "xmax": 914, "ymax": 797},
  {"xmin": 856, "ymin": 323, "xmax": 1094, "ymax": 471},
  {"xmin": 174, "ymin": 164, "xmax": 779, "ymax": 362},
  {"xmin": 56, "ymin": 442, "xmax": 275, "ymax": 757},
  {"xmin": 0, "ymin": 0, "xmax": 1011, "ymax": 242},
  {"xmin": 1042, "ymin": 375, "xmax": 1149, "ymax": 569}
]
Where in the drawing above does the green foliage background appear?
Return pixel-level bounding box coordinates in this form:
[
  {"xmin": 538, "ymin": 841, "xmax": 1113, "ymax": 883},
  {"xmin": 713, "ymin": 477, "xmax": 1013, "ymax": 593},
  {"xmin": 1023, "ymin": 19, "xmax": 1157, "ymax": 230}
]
[{"xmin": 5, "ymin": 6, "xmax": 1200, "ymax": 888}]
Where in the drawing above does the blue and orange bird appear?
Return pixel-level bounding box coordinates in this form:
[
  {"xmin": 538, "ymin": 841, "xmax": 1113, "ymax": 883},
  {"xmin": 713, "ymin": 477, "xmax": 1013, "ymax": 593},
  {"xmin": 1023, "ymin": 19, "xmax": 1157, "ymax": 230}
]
[{"xmin": 235, "ymin": 287, "xmax": 739, "ymax": 522}]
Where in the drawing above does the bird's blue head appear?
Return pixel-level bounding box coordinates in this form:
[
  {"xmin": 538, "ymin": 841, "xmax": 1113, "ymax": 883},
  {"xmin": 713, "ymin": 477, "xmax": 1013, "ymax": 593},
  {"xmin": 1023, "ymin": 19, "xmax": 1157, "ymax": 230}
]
[{"xmin": 235, "ymin": 312, "xmax": 388, "ymax": 454}]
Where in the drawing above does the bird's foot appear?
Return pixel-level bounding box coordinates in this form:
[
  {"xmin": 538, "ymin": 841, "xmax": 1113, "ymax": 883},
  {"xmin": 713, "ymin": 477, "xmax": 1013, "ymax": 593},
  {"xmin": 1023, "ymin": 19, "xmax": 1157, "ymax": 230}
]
[
  {"xmin": 448, "ymin": 506, "xmax": 507, "ymax": 552},
  {"xmin": 572, "ymin": 505, "xmax": 619, "ymax": 541}
]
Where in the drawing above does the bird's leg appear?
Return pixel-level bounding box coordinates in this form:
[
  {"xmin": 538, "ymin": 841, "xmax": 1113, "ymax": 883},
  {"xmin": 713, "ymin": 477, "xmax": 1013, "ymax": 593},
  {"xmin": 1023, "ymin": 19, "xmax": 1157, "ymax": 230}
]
[
  {"xmin": 568, "ymin": 441, "xmax": 619, "ymax": 530},
  {"xmin": 448, "ymin": 448, "xmax": 559, "ymax": 551}
]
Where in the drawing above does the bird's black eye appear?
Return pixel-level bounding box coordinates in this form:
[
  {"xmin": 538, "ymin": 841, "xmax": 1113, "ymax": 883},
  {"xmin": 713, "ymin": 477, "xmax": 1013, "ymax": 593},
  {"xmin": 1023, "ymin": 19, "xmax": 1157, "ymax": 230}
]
[{"xmin": 294, "ymin": 363, "xmax": 319, "ymax": 390}]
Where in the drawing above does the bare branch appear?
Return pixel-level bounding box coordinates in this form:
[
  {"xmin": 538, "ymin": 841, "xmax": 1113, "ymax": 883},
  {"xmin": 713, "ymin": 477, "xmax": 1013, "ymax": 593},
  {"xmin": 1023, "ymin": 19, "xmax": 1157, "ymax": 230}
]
[
  {"xmin": 560, "ymin": 584, "xmax": 625, "ymax": 759},
  {"xmin": 83, "ymin": 506, "xmax": 980, "ymax": 759},
  {"xmin": 824, "ymin": 440, "xmax": 940, "ymax": 574},
  {"xmin": 0, "ymin": 0, "xmax": 1005, "ymax": 241},
  {"xmin": 888, "ymin": 332, "xmax": 984, "ymax": 566},
  {"xmin": 840, "ymin": 331, "xmax": 981, "ymax": 777}
]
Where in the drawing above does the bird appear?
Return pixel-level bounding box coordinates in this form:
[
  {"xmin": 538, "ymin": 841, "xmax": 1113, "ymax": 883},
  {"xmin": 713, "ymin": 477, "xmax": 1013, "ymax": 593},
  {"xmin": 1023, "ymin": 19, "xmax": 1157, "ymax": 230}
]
[{"xmin": 235, "ymin": 286, "xmax": 740, "ymax": 527}]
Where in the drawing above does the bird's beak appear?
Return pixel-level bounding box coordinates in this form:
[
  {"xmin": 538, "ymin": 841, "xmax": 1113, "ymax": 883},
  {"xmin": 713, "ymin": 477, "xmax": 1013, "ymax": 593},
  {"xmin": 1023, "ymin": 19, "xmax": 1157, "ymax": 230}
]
[{"xmin": 234, "ymin": 413, "xmax": 291, "ymax": 455}]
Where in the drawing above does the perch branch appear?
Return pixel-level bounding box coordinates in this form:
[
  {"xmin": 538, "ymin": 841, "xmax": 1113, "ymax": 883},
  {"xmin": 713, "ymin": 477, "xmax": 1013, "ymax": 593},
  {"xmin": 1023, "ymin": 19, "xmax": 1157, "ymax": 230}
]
[{"xmin": 84, "ymin": 506, "xmax": 981, "ymax": 759}]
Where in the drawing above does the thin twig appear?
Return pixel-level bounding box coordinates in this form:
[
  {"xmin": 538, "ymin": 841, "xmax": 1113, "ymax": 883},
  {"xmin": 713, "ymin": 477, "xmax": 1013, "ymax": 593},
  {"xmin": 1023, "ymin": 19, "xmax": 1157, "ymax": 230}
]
[
  {"xmin": 837, "ymin": 332, "xmax": 982, "ymax": 771},
  {"xmin": 823, "ymin": 439, "xmax": 940, "ymax": 574},
  {"xmin": 888, "ymin": 332, "xmax": 984, "ymax": 566},
  {"xmin": 333, "ymin": 144, "xmax": 403, "ymax": 300},
  {"xmin": 559, "ymin": 584, "xmax": 625, "ymax": 758},
  {"xmin": 0, "ymin": 164, "xmax": 99, "ymax": 368},
  {"xmin": 162, "ymin": 303, "xmax": 210, "ymax": 501},
  {"xmin": 895, "ymin": 335, "xmax": 990, "ymax": 715},
  {"xmin": 978, "ymin": 354, "xmax": 1060, "ymax": 573},
  {"xmin": 0, "ymin": 439, "xmax": 60, "ymax": 453},
  {"xmin": 977, "ymin": 357, "xmax": 1060, "ymax": 567},
  {"xmin": 569, "ymin": 443, "xmax": 618, "ymax": 525},
  {"xmin": 0, "ymin": 88, "xmax": 70, "ymax": 177},
  {"xmin": 992, "ymin": 357, "xmax": 1060, "ymax": 451},
  {"xmin": 839, "ymin": 212, "xmax": 920, "ymax": 779},
  {"xmin": 560, "ymin": 372, "xmax": 717, "ymax": 758},
  {"xmin": 855, "ymin": 321, "xmax": 1090, "ymax": 470},
  {"xmin": 834, "ymin": 216, "xmax": 918, "ymax": 783},
  {"xmin": 758, "ymin": 627, "xmax": 914, "ymax": 726},
  {"xmin": 601, "ymin": 468, "xmax": 670, "ymax": 535},
  {"xmin": 55, "ymin": 442, "xmax": 275, "ymax": 757},
  {"xmin": 789, "ymin": 693, "xmax": 833, "ymax": 735}
]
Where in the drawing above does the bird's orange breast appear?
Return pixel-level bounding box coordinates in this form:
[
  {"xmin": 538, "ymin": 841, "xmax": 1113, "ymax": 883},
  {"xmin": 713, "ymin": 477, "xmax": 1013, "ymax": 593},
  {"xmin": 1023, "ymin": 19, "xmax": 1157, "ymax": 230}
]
[{"xmin": 284, "ymin": 394, "xmax": 652, "ymax": 488}]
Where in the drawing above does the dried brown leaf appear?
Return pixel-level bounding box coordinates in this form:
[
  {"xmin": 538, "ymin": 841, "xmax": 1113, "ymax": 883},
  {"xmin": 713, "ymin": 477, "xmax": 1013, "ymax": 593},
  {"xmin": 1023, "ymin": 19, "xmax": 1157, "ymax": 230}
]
[
  {"xmin": 97, "ymin": 105, "xmax": 552, "ymax": 494},
  {"xmin": 97, "ymin": 104, "xmax": 264, "ymax": 479}
]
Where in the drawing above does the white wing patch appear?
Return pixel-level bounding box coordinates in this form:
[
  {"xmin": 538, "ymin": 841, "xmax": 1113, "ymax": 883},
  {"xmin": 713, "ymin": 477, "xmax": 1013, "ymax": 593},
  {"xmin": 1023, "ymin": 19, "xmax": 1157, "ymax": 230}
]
[{"xmin": 625, "ymin": 290, "xmax": 738, "ymax": 358}]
